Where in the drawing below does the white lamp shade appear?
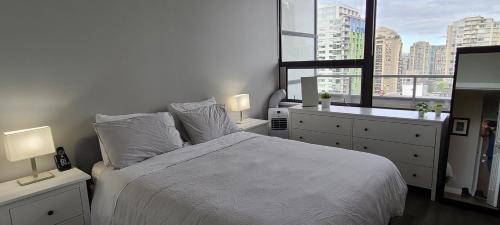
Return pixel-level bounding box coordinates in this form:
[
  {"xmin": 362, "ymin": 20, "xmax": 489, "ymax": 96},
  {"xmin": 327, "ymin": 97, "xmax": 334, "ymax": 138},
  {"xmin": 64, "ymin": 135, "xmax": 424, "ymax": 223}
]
[
  {"xmin": 229, "ymin": 94, "xmax": 251, "ymax": 112},
  {"xmin": 3, "ymin": 126, "xmax": 56, "ymax": 162}
]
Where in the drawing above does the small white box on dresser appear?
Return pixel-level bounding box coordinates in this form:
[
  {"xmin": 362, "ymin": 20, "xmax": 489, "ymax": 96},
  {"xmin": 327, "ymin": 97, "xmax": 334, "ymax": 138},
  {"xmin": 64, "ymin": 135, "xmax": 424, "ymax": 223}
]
[
  {"xmin": 289, "ymin": 105, "xmax": 449, "ymax": 201},
  {"xmin": 0, "ymin": 168, "xmax": 91, "ymax": 225}
]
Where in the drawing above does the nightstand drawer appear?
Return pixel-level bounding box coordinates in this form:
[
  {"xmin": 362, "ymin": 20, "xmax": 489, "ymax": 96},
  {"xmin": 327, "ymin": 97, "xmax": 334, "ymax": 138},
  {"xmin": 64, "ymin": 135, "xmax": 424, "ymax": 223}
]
[
  {"xmin": 291, "ymin": 113, "xmax": 352, "ymax": 135},
  {"xmin": 57, "ymin": 215, "xmax": 84, "ymax": 225},
  {"xmin": 10, "ymin": 188, "xmax": 83, "ymax": 225}
]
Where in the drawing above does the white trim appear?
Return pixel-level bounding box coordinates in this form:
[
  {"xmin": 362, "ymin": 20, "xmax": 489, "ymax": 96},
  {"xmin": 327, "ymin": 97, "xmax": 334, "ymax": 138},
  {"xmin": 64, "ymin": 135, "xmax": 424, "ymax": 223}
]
[
  {"xmin": 445, "ymin": 186, "xmax": 463, "ymax": 195},
  {"xmin": 456, "ymin": 82, "xmax": 500, "ymax": 91}
]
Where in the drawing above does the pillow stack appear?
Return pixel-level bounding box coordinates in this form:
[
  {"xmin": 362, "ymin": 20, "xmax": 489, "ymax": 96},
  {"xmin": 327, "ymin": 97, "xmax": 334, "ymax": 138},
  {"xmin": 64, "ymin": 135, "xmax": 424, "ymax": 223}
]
[{"xmin": 94, "ymin": 97, "xmax": 241, "ymax": 169}]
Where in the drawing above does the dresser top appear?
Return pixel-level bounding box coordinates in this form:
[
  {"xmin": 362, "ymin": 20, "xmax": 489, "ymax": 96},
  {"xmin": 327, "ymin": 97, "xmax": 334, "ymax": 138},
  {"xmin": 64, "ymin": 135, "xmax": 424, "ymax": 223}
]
[
  {"xmin": 0, "ymin": 168, "xmax": 90, "ymax": 206},
  {"xmin": 290, "ymin": 105, "xmax": 449, "ymax": 124}
]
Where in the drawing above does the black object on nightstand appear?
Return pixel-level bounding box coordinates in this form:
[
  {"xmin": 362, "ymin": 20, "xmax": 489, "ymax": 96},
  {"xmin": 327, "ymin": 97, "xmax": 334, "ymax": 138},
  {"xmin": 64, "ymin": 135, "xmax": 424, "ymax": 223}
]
[{"xmin": 54, "ymin": 147, "xmax": 72, "ymax": 171}]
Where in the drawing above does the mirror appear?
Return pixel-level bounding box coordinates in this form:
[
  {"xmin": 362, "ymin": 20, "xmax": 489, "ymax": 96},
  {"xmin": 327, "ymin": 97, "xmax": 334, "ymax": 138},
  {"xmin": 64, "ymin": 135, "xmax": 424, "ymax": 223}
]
[{"xmin": 442, "ymin": 46, "xmax": 500, "ymax": 209}]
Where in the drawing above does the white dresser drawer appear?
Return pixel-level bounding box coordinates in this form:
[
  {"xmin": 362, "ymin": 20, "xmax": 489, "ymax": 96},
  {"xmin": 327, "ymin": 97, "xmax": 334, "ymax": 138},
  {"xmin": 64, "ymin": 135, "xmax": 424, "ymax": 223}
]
[
  {"xmin": 57, "ymin": 216, "xmax": 84, "ymax": 225},
  {"xmin": 352, "ymin": 138, "xmax": 435, "ymax": 167},
  {"xmin": 395, "ymin": 162, "xmax": 433, "ymax": 188},
  {"xmin": 353, "ymin": 119, "xmax": 436, "ymax": 146},
  {"xmin": 291, "ymin": 113, "xmax": 352, "ymax": 135},
  {"xmin": 291, "ymin": 129, "xmax": 351, "ymax": 149},
  {"xmin": 10, "ymin": 188, "xmax": 83, "ymax": 225}
]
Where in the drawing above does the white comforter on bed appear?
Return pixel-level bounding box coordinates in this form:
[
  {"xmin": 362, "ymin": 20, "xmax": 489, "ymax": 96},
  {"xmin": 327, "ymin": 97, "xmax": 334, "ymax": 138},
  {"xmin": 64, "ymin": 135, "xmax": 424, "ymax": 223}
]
[{"xmin": 92, "ymin": 132, "xmax": 407, "ymax": 225}]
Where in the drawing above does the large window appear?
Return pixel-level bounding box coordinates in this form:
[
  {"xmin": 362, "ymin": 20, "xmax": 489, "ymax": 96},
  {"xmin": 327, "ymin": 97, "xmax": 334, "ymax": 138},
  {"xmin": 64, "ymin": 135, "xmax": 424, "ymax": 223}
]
[
  {"xmin": 280, "ymin": 0, "xmax": 369, "ymax": 105},
  {"xmin": 280, "ymin": 0, "xmax": 500, "ymax": 110}
]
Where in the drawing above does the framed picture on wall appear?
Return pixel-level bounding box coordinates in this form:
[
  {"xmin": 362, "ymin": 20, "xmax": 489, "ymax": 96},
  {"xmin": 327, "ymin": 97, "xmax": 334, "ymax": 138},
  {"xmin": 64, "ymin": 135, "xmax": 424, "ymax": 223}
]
[{"xmin": 452, "ymin": 117, "xmax": 470, "ymax": 136}]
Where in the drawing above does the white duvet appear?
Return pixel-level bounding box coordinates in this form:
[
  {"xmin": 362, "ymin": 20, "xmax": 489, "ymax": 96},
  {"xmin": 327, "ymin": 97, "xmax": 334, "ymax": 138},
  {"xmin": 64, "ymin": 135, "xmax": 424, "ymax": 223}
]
[{"xmin": 92, "ymin": 132, "xmax": 407, "ymax": 225}]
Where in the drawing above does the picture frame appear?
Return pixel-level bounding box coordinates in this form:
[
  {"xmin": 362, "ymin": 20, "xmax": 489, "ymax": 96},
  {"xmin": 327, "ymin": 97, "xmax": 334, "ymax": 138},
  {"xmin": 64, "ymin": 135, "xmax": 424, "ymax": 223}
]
[{"xmin": 451, "ymin": 117, "xmax": 470, "ymax": 136}]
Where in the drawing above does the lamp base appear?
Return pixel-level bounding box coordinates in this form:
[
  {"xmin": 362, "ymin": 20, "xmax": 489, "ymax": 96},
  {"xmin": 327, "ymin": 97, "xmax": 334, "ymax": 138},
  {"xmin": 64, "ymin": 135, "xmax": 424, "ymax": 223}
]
[
  {"xmin": 17, "ymin": 171, "xmax": 55, "ymax": 186},
  {"xmin": 236, "ymin": 118, "xmax": 250, "ymax": 124}
]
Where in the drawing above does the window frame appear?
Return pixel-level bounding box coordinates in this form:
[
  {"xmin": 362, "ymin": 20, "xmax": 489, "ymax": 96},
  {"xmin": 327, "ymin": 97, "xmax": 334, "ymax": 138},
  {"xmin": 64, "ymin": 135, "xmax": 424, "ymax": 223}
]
[{"xmin": 278, "ymin": 0, "xmax": 377, "ymax": 107}]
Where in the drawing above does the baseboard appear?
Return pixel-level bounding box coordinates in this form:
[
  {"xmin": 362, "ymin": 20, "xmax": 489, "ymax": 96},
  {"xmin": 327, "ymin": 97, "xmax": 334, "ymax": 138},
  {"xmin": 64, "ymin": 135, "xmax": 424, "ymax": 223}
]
[{"xmin": 445, "ymin": 186, "xmax": 462, "ymax": 195}]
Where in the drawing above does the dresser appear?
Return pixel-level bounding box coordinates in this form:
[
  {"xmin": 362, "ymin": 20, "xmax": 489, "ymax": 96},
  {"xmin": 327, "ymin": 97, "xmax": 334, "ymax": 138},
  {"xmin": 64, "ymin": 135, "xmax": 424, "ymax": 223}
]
[
  {"xmin": 0, "ymin": 168, "xmax": 91, "ymax": 225},
  {"xmin": 289, "ymin": 105, "xmax": 449, "ymax": 201}
]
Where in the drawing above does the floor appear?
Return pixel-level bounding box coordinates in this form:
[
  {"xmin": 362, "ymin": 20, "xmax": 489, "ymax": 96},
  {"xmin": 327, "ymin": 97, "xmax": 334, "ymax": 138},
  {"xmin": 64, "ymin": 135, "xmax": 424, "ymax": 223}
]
[
  {"xmin": 391, "ymin": 188, "xmax": 500, "ymax": 225},
  {"xmin": 444, "ymin": 192, "xmax": 497, "ymax": 210}
]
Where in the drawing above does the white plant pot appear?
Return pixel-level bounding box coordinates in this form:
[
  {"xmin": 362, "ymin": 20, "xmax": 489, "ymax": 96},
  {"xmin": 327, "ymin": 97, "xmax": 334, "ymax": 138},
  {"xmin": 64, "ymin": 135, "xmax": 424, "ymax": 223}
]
[
  {"xmin": 321, "ymin": 98, "xmax": 331, "ymax": 109},
  {"xmin": 435, "ymin": 109, "xmax": 442, "ymax": 117},
  {"xmin": 418, "ymin": 111, "xmax": 425, "ymax": 118}
]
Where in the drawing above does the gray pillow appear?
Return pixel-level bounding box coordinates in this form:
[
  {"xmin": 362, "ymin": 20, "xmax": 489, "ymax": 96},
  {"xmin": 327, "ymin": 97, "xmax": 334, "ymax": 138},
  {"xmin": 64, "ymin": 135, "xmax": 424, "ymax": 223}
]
[
  {"xmin": 175, "ymin": 104, "xmax": 241, "ymax": 144},
  {"xmin": 169, "ymin": 97, "xmax": 216, "ymax": 142},
  {"xmin": 94, "ymin": 112, "xmax": 183, "ymax": 169},
  {"xmin": 96, "ymin": 112, "xmax": 155, "ymax": 167}
]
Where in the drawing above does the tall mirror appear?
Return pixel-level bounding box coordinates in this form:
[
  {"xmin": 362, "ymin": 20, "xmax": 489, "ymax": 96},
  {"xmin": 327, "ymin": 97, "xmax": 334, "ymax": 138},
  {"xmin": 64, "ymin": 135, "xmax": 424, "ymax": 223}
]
[{"xmin": 441, "ymin": 46, "xmax": 500, "ymax": 210}]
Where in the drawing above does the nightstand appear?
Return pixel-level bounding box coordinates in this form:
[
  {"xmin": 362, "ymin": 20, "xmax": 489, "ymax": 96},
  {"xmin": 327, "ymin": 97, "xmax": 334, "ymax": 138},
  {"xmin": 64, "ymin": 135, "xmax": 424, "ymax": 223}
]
[
  {"xmin": 237, "ymin": 118, "xmax": 269, "ymax": 135},
  {"xmin": 0, "ymin": 168, "xmax": 91, "ymax": 225}
]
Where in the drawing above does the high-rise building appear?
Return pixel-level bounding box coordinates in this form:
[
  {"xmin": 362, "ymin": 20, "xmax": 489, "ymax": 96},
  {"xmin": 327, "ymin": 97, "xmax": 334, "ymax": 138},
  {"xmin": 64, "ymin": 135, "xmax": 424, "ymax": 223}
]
[
  {"xmin": 317, "ymin": 3, "xmax": 363, "ymax": 62},
  {"xmin": 445, "ymin": 16, "xmax": 500, "ymax": 75},
  {"xmin": 407, "ymin": 41, "xmax": 431, "ymax": 75},
  {"xmin": 316, "ymin": 3, "xmax": 365, "ymax": 95},
  {"xmin": 429, "ymin": 45, "xmax": 446, "ymax": 75},
  {"xmin": 373, "ymin": 27, "xmax": 402, "ymax": 96}
]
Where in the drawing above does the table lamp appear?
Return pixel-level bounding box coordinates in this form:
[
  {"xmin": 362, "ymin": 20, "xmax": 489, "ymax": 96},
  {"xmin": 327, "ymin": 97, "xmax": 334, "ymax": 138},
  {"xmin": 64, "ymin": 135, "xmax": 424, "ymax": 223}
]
[
  {"xmin": 229, "ymin": 94, "xmax": 250, "ymax": 124},
  {"xmin": 3, "ymin": 126, "xmax": 56, "ymax": 186}
]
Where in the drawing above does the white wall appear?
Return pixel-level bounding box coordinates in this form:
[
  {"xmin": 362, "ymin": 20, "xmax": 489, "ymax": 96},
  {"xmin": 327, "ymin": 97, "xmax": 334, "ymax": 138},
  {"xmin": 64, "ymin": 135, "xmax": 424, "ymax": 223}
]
[{"xmin": 0, "ymin": 0, "xmax": 278, "ymax": 182}]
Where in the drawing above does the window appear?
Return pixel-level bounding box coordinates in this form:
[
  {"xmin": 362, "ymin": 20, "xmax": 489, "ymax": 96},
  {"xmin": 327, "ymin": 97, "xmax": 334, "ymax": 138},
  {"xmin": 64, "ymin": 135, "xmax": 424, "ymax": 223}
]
[
  {"xmin": 279, "ymin": 0, "xmax": 500, "ymax": 110},
  {"xmin": 280, "ymin": 0, "xmax": 369, "ymax": 105},
  {"xmin": 372, "ymin": 0, "xmax": 500, "ymax": 110}
]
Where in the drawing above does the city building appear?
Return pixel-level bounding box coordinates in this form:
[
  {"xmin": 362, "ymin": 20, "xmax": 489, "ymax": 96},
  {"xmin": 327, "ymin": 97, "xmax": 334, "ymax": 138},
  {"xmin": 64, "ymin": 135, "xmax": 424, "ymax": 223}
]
[
  {"xmin": 373, "ymin": 27, "xmax": 402, "ymax": 96},
  {"xmin": 316, "ymin": 3, "xmax": 364, "ymax": 96},
  {"xmin": 429, "ymin": 45, "xmax": 446, "ymax": 75},
  {"xmin": 407, "ymin": 41, "xmax": 431, "ymax": 75},
  {"xmin": 445, "ymin": 16, "xmax": 500, "ymax": 75}
]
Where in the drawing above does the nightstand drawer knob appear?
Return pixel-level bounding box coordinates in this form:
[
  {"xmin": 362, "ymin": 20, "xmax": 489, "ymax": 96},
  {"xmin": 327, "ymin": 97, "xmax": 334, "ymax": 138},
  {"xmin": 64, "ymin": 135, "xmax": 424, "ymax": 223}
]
[
  {"xmin": 414, "ymin": 154, "xmax": 419, "ymax": 158},
  {"xmin": 47, "ymin": 210, "xmax": 54, "ymax": 216},
  {"xmin": 336, "ymin": 125, "xmax": 340, "ymax": 128},
  {"xmin": 412, "ymin": 174, "xmax": 417, "ymax": 177},
  {"xmin": 335, "ymin": 142, "xmax": 340, "ymax": 145},
  {"xmin": 364, "ymin": 128, "xmax": 368, "ymax": 131},
  {"xmin": 299, "ymin": 120, "xmax": 303, "ymax": 123},
  {"xmin": 415, "ymin": 134, "xmax": 420, "ymax": 137},
  {"xmin": 299, "ymin": 136, "xmax": 303, "ymax": 139}
]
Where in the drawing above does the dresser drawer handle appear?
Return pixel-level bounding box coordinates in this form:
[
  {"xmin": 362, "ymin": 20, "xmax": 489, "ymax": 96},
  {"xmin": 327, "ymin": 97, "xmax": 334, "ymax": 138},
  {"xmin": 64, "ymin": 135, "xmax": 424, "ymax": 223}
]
[
  {"xmin": 47, "ymin": 210, "xmax": 54, "ymax": 216},
  {"xmin": 363, "ymin": 146, "xmax": 367, "ymax": 150},
  {"xmin": 364, "ymin": 128, "xmax": 368, "ymax": 131},
  {"xmin": 412, "ymin": 174, "xmax": 417, "ymax": 177},
  {"xmin": 336, "ymin": 125, "xmax": 340, "ymax": 128},
  {"xmin": 335, "ymin": 142, "xmax": 340, "ymax": 145},
  {"xmin": 299, "ymin": 120, "xmax": 303, "ymax": 123},
  {"xmin": 414, "ymin": 154, "xmax": 419, "ymax": 158},
  {"xmin": 299, "ymin": 136, "xmax": 303, "ymax": 139},
  {"xmin": 415, "ymin": 134, "xmax": 420, "ymax": 137}
]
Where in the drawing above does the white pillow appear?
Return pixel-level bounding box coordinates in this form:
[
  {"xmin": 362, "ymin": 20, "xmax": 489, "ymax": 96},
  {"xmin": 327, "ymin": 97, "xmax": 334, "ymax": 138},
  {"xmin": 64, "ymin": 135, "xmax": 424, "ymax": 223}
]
[
  {"xmin": 169, "ymin": 97, "xmax": 216, "ymax": 142},
  {"xmin": 94, "ymin": 113, "xmax": 183, "ymax": 169},
  {"xmin": 175, "ymin": 104, "xmax": 241, "ymax": 144},
  {"xmin": 96, "ymin": 113, "xmax": 153, "ymax": 166}
]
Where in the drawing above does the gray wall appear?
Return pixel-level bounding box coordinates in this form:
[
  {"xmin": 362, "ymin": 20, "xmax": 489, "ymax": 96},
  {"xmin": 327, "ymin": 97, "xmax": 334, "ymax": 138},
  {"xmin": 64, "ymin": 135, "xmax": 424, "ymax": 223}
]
[{"xmin": 0, "ymin": 0, "xmax": 278, "ymax": 182}]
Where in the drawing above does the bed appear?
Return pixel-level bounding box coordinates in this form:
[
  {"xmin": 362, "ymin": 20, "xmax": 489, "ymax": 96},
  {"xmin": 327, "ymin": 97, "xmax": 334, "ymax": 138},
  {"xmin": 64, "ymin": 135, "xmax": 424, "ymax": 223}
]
[{"xmin": 91, "ymin": 132, "xmax": 407, "ymax": 225}]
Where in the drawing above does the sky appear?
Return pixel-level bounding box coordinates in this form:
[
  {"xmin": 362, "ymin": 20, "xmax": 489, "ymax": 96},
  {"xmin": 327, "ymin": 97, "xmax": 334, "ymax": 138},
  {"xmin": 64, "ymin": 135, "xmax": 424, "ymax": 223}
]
[{"xmin": 320, "ymin": 0, "xmax": 500, "ymax": 53}]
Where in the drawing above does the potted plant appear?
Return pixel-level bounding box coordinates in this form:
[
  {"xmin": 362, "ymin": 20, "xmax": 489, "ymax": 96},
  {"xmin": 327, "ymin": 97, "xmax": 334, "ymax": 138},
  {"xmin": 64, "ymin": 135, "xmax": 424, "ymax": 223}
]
[
  {"xmin": 320, "ymin": 92, "xmax": 332, "ymax": 109},
  {"xmin": 416, "ymin": 102, "xmax": 430, "ymax": 118},
  {"xmin": 434, "ymin": 103, "xmax": 444, "ymax": 117}
]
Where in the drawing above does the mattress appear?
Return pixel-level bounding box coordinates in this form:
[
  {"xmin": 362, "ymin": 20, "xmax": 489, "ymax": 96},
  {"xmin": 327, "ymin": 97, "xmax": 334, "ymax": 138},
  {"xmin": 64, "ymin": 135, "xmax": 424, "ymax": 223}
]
[{"xmin": 91, "ymin": 132, "xmax": 407, "ymax": 225}]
